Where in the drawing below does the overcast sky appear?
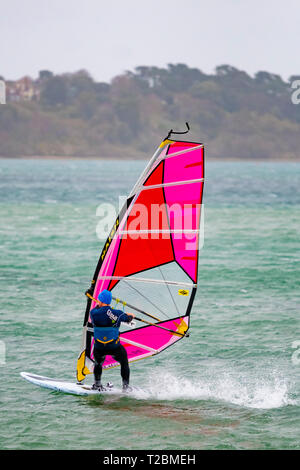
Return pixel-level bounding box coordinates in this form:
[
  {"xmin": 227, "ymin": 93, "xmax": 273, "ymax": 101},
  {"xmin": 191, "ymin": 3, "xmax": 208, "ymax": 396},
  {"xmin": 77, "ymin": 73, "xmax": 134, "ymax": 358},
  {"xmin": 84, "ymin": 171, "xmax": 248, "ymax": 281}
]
[{"xmin": 1, "ymin": 0, "xmax": 299, "ymax": 82}]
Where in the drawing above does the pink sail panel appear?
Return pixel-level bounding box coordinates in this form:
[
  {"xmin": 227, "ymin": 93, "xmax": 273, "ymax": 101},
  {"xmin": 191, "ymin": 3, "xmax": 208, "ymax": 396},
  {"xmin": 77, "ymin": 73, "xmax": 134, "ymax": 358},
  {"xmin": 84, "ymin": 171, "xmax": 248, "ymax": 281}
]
[
  {"xmin": 164, "ymin": 182, "xmax": 203, "ymax": 283},
  {"xmin": 102, "ymin": 316, "xmax": 189, "ymax": 369},
  {"xmin": 100, "ymin": 142, "xmax": 204, "ymax": 289},
  {"xmin": 164, "ymin": 142, "xmax": 204, "ymax": 183},
  {"xmin": 108, "ymin": 186, "xmax": 174, "ymax": 290},
  {"xmin": 163, "ymin": 143, "xmax": 204, "ymax": 283}
]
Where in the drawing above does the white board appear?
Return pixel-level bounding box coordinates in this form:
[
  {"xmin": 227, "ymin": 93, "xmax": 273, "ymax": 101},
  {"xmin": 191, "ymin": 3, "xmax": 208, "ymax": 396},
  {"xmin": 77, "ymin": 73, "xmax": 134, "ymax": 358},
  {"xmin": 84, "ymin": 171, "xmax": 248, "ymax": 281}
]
[{"xmin": 20, "ymin": 371, "xmax": 124, "ymax": 396}]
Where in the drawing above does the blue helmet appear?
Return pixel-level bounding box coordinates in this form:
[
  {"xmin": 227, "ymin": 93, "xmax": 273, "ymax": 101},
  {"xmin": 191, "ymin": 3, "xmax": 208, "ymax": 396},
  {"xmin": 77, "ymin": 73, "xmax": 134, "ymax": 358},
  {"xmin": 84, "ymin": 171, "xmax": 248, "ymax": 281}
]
[{"xmin": 98, "ymin": 289, "xmax": 112, "ymax": 305}]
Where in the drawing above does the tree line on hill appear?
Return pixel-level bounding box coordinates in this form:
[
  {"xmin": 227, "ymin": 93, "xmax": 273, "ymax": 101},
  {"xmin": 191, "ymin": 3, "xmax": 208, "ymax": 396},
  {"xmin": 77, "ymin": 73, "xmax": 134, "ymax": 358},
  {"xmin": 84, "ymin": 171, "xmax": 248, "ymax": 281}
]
[{"xmin": 0, "ymin": 64, "xmax": 300, "ymax": 159}]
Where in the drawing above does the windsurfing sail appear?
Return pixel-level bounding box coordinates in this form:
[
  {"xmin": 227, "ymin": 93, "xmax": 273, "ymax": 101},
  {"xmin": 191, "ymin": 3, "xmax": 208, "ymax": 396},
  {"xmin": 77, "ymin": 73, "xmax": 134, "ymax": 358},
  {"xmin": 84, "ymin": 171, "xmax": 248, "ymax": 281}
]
[{"xmin": 76, "ymin": 125, "xmax": 205, "ymax": 382}]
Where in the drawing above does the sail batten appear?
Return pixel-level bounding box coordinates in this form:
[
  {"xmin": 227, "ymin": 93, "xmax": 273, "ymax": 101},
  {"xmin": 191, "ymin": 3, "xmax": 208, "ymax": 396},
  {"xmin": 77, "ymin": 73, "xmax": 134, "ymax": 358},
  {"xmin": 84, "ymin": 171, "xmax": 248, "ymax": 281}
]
[
  {"xmin": 160, "ymin": 143, "xmax": 204, "ymax": 161},
  {"xmin": 97, "ymin": 276, "xmax": 196, "ymax": 286},
  {"xmin": 133, "ymin": 177, "xmax": 204, "ymax": 192}
]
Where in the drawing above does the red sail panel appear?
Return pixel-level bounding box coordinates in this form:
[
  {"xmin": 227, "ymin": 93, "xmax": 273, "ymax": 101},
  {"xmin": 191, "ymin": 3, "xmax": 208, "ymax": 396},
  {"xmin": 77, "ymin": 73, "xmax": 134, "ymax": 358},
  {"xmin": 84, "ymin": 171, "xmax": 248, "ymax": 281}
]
[{"xmin": 109, "ymin": 185, "xmax": 174, "ymax": 289}]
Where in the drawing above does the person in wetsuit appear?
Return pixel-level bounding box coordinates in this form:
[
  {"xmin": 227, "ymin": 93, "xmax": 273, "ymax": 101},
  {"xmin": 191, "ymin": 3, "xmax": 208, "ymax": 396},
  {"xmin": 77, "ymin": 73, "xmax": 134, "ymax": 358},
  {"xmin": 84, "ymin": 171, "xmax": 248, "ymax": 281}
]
[{"xmin": 88, "ymin": 289, "xmax": 135, "ymax": 392}]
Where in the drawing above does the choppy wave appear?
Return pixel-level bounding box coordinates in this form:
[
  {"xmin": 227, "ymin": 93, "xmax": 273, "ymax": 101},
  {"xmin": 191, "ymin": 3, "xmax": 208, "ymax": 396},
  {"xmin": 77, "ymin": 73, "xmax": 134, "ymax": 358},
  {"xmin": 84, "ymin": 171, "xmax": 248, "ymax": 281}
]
[
  {"xmin": 1, "ymin": 159, "xmax": 300, "ymax": 450},
  {"xmin": 136, "ymin": 369, "xmax": 297, "ymax": 409}
]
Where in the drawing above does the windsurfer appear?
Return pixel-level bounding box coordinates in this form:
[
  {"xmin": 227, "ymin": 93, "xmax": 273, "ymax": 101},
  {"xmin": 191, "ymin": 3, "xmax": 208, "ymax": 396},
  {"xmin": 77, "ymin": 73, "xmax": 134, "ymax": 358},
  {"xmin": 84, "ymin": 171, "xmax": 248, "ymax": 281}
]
[{"xmin": 87, "ymin": 289, "xmax": 135, "ymax": 392}]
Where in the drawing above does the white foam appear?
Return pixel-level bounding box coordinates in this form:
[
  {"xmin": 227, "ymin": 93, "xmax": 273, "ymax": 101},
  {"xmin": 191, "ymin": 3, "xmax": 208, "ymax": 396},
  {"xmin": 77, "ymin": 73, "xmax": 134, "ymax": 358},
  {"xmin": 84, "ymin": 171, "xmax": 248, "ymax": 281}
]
[{"xmin": 136, "ymin": 369, "xmax": 296, "ymax": 409}]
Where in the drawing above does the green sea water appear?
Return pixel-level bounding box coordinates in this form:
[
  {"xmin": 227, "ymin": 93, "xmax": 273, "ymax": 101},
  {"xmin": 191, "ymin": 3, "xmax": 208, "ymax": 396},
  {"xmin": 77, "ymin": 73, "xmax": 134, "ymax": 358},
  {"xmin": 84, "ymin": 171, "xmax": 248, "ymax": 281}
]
[{"xmin": 0, "ymin": 158, "xmax": 299, "ymax": 450}]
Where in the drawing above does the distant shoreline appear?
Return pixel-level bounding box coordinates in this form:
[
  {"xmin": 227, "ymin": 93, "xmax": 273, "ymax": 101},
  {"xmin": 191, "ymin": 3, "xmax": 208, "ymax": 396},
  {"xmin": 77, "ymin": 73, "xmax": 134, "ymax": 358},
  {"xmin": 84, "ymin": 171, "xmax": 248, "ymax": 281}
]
[{"xmin": 3, "ymin": 65, "xmax": 300, "ymax": 162}]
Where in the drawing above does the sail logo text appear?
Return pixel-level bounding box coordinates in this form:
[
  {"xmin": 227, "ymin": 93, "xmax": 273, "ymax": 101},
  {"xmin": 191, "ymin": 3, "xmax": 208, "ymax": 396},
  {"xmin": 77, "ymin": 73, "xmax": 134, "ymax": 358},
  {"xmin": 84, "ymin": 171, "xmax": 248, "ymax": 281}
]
[
  {"xmin": 99, "ymin": 217, "xmax": 119, "ymax": 261},
  {"xmin": 178, "ymin": 289, "xmax": 189, "ymax": 296}
]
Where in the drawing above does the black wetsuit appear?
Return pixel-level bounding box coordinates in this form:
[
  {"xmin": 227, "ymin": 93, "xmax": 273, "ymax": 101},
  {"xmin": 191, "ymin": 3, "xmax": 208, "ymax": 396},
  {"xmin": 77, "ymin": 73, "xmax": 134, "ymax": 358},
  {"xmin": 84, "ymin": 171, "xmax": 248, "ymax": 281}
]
[
  {"xmin": 93, "ymin": 344, "xmax": 130, "ymax": 385},
  {"xmin": 90, "ymin": 305, "xmax": 133, "ymax": 385}
]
